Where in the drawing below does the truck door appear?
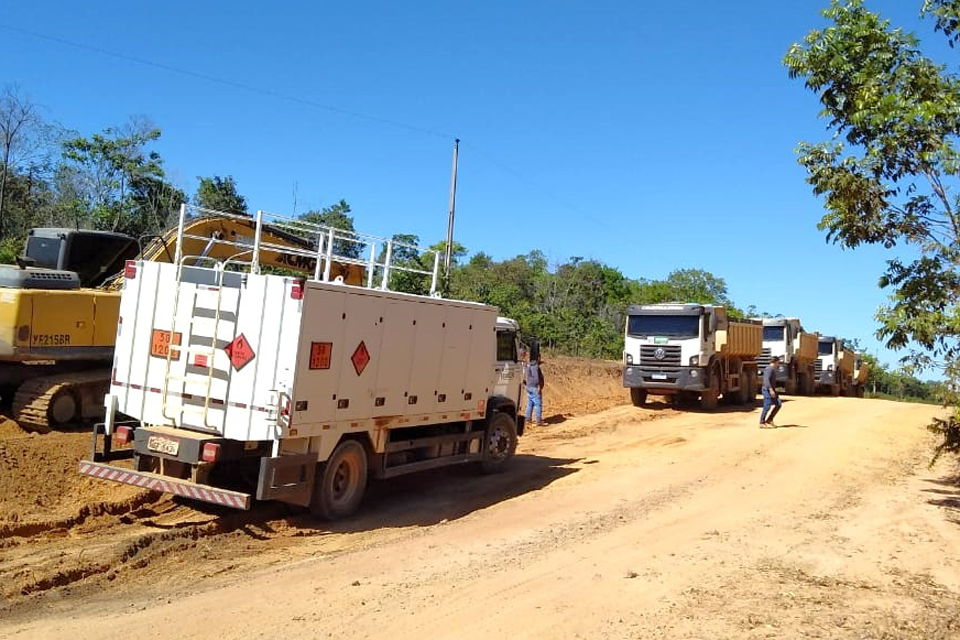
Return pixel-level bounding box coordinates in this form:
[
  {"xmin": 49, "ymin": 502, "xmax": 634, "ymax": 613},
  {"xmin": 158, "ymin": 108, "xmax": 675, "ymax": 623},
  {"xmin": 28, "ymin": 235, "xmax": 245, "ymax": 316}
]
[{"xmin": 493, "ymin": 327, "xmax": 521, "ymax": 404}]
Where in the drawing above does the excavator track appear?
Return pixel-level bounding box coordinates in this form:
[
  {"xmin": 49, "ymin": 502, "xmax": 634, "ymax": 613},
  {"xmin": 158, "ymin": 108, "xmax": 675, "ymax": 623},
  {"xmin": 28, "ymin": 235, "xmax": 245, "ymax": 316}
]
[{"xmin": 12, "ymin": 369, "xmax": 111, "ymax": 431}]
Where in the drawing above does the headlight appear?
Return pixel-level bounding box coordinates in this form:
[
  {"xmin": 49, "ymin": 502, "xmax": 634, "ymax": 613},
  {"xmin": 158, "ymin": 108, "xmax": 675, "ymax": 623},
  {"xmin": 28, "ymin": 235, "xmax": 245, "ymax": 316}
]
[
  {"xmin": 778, "ymin": 365, "xmax": 786, "ymax": 372},
  {"xmin": 690, "ymin": 369, "xmax": 699, "ymax": 378},
  {"xmin": 827, "ymin": 364, "xmax": 834, "ymax": 371},
  {"xmin": 626, "ymin": 353, "xmax": 634, "ymax": 365},
  {"xmin": 689, "ymin": 355, "xmax": 699, "ymax": 366}
]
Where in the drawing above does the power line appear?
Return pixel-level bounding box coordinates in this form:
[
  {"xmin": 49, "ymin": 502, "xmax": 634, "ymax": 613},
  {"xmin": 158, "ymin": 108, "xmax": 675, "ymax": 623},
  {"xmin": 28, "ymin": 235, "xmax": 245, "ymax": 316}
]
[{"xmin": 0, "ymin": 22, "xmax": 455, "ymax": 141}]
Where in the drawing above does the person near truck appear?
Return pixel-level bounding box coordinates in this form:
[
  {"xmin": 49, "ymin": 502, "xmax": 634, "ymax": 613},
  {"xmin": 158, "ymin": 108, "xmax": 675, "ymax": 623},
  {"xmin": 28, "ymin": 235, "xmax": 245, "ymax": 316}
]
[
  {"xmin": 524, "ymin": 351, "xmax": 546, "ymax": 427},
  {"xmin": 759, "ymin": 355, "xmax": 783, "ymax": 428}
]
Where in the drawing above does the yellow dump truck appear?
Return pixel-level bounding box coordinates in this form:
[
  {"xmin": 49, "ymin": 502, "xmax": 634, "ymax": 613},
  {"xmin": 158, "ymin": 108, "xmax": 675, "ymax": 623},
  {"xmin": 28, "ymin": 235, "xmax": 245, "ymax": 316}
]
[
  {"xmin": 0, "ymin": 206, "xmax": 366, "ymax": 429},
  {"xmin": 814, "ymin": 336, "xmax": 857, "ymax": 396},
  {"xmin": 754, "ymin": 317, "xmax": 819, "ymax": 395},
  {"xmin": 622, "ymin": 304, "xmax": 761, "ymax": 410}
]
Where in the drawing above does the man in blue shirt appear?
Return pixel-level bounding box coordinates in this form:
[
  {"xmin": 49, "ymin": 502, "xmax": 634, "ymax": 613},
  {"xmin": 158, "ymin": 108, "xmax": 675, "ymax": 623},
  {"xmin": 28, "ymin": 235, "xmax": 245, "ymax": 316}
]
[{"xmin": 760, "ymin": 355, "xmax": 783, "ymax": 428}]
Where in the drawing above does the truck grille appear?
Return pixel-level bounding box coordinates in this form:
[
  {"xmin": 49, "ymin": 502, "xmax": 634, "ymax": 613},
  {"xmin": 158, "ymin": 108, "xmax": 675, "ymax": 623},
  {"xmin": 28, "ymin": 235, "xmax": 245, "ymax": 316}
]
[
  {"xmin": 814, "ymin": 360, "xmax": 823, "ymax": 376},
  {"xmin": 757, "ymin": 347, "xmax": 772, "ymax": 368},
  {"xmin": 640, "ymin": 344, "xmax": 682, "ymax": 366}
]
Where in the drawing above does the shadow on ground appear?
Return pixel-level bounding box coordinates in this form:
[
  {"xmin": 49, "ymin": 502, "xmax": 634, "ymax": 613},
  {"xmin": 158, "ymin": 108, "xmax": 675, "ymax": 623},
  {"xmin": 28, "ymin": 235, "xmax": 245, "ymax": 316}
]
[{"xmin": 922, "ymin": 475, "xmax": 960, "ymax": 525}]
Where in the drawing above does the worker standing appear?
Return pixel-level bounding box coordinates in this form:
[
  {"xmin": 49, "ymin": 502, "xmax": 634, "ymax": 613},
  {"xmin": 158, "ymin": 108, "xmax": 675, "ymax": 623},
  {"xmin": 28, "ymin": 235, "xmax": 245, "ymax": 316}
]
[
  {"xmin": 759, "ymin": 355, "xmax": 783, "ymax": 428},
  {"xmin": 524, "ymin": 348, "xmax": 546, "ymax": 427}
]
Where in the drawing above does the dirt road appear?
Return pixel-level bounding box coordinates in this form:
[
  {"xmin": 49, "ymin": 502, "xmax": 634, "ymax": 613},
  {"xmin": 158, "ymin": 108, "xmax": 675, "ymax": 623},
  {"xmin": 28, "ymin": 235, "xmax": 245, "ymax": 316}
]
[{"xmin": 2, "ymin": 391, "xmax": 958, "ymax": 639}]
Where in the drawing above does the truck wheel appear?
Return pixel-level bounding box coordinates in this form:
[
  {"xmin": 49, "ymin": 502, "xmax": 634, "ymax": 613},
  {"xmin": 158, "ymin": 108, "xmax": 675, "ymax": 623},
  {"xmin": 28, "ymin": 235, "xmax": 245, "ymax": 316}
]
[
  {"xmin": 700, "ymin": 383, "xmax": 719, "ymax": 410},
  {"xmin": 856, "ymin": 385, "xmax": 865, "ymax": 398},
  {"xmin": 630, "ymin": 388, "xmax": 647, "ymax": 407},
  {"xmin": 310, "ymin": 439, "xmax": 368, "ymax": 520},
  {"xmin": 784, "ymin": 374, "xmax": 797, "ymax": 395},
  {"xmin": 481, "ymin": 413, "xmax": 518, "ymax": 474},
  {"xmin": 830, "ymin": 383, "xmax": 841, "ymax": 397},
  {"xmin": 741, "ymin": 370, "xmax": 756, "ymax": 405}
]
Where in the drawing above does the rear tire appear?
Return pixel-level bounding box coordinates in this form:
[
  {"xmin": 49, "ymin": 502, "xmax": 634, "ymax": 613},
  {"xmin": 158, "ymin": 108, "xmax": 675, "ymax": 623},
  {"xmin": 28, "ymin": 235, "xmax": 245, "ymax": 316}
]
[
  {"xmin": 742, "ymin": 370, "xmax": 756, "ymax": 406},
  {"xmin": 310, "ymin": 439, "xmax": 368, "ymax": 520},
  {"xmin": 481, "ymin": 413, "xmax": 518, "ymax": 474},
  {"xmin": 630, "ymin": 388, "xmax": 648, "ymax": 407},
  {"xmin": 700, "ymin": 380, "xmax": 719, "ymax": 410}
]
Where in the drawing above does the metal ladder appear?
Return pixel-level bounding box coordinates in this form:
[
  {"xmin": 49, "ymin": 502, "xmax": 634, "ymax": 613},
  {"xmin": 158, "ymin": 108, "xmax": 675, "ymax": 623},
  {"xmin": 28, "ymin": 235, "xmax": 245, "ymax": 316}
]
[{"xmin": 161, "ymin": 257, "xmax": 234, "ymax": 429}]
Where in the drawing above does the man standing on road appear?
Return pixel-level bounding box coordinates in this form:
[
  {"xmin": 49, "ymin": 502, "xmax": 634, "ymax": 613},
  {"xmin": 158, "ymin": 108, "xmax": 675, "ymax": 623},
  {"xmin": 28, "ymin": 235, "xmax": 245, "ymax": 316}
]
[
  {"xmin": 524, "ymin": 350, "xmax": 546, "ymax": 427},
  {"xmin": 760, "ymin": 355, "xmax": 783, "ymax": 428}
]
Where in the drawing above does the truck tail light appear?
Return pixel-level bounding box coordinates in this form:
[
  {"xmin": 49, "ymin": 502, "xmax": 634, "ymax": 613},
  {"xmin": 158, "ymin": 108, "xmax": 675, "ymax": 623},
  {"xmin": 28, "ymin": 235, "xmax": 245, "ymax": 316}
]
[
  {"xmin": 124, "ymin": 260, "xmax": 137, "ymax": 279},
  {"xmin": 291, "ymin": 280, "xmax": 304, "ymax": 300},
  {"xmin": 115, "ymin": 425, "xmax": 132, "ymax": 445},
  {"xmin": 280, "ymin": 399, "xmax": 291, "ymax": 417},
  {"xmin": 202, "ymin": 442, "xmax": 221, "ymax": 462}
]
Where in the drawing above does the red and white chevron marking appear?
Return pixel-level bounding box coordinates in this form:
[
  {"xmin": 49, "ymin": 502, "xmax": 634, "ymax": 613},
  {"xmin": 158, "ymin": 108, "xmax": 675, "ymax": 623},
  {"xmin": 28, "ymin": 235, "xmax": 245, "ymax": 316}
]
[{"xmin": 78, "ymin": 461, "xmax": 250, "ymax": 510}]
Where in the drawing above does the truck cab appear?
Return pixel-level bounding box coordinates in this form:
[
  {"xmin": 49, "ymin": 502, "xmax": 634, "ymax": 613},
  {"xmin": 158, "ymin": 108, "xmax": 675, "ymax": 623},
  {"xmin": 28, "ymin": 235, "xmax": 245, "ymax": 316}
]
[
  {"xmin": 755, "ymin": 317, "xmax": 816, "ymax": 395},
  {"xmin": 493, "ymin": 317, "xmax": 525, "ymax": 434},
  {"xmin": 814, "ymin": 336, "xmax": 849, "ymax": 395}
]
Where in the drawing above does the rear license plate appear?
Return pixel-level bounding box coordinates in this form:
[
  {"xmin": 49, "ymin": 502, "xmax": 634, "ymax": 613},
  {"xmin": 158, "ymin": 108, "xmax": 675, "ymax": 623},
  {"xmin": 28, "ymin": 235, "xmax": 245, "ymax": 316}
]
[
  {"xmin": 652, "ymin": 373, "xmax": 668, "ymax": 380},
  {"xmin": 151, "ymin": 329, "xmax": 182, "ymax": 360},
  {"xmin": 147, "ymin": 435, "xmax": 180, "ymax": 456}
]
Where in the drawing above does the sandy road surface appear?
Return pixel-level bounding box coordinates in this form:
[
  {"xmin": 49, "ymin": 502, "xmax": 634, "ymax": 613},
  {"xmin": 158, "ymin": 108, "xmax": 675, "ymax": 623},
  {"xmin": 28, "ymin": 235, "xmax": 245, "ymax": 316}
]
[{"xmin": 3, "ymin": 395, "xmax": 958, "ymax": 639}]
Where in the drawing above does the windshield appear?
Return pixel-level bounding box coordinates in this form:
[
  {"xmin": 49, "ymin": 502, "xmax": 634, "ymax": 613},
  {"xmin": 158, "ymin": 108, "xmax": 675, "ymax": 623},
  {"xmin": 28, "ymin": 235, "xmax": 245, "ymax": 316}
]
[
  {"xmin": 818, "ymin": 341, "xmax": 834, "ymax": 356},
  {"xmin": 627, "ymin": 314, "xmax": 700, "ymax": 338},
  {"xmin": 24, "ymin": 236, "xmax": 63, "ymax": 268},
  {"xmin": 763, "ymin": 326, "xmax": 785, "ymax": 341},
  {"xmin": 496, "ymin": 330, "xmax": 518, "ymax": 362}
]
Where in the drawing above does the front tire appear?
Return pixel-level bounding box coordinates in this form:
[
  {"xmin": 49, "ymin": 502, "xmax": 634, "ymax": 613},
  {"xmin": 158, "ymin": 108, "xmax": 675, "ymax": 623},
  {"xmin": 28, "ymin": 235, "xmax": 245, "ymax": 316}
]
[
  {"xmin": 310, "ymin": 439, "xmax": 368, "ymax": 520},
  {"xmin": 481, "ymin": 413, "xmax": 518, "ymax": 474},
  {"xmin": 630, "ymin": 388, "xmax": 648, "ymax": 407}
]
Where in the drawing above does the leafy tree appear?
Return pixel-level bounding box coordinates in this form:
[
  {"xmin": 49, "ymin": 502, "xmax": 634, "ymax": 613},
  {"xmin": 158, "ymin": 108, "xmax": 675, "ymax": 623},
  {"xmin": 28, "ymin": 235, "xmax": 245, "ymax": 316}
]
[
  {"xmin": 195, "ymin": 175, "xmax": 247, "ymax": 215},
  {"xmin": 62, "ymin": 119, "xmax": 180, "ymax": 235},
  {"xmin": 299, "ymin": 199, "xmax": 362, "ymax": 259},
  {"xmin": 785, "ymin": 0, "xmax": 960, "ymax": 461}
]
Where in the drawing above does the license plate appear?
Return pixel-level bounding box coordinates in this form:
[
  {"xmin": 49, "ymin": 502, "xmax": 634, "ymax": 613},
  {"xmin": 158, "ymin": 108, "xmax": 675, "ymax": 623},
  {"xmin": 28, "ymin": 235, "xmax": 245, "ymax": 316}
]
[
  {"xmin": 652, "ymin": 373, "xmax": 668, "ymax": 380},
  {"xmin": 151, "ymin": 329, "xmax": 182, "ymax": 360},
  {"xmin": 147, "ymin": 435, "xmax": 180, "ymax": 456}
]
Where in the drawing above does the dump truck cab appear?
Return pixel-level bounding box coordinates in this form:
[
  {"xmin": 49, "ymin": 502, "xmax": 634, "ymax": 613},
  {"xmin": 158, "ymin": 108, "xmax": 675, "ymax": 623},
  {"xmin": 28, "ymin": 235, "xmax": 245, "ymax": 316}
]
[{"xmin": 622, "ymin": 303, "xmax": 760, "ymax": 410}]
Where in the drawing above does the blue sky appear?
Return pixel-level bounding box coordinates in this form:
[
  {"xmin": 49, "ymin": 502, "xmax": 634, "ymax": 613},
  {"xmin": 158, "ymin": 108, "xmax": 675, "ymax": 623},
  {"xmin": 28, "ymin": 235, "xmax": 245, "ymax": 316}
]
[{"xmin": 0, "ymin": 1, "xmax": 950, "ymax": 371}]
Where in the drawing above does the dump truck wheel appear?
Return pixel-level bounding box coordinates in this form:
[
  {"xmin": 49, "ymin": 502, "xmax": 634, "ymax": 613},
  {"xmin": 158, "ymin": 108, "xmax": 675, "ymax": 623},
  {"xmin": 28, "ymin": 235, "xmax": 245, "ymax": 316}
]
[
  {"xmin": 830, "ymin": 383, "xmax": 841, "ymax": 397},
  {"xmin": 481, "ymin": 413, "xmax": 517, "ymax": 474},
  {"xmin": 784, "ymin": 373, "xmax": 798, "ymax": 395},
  {"xmin": 856, "ymin": 385, "xmax": 865, "ymax": 398},
  {"xmin": 630, "ymin": 388, "xmax": 648, "ymax": 407},
  {"xmin": 741, "ymin": 370, "xmax": 756, "ymax": 405},
  {"xmin": 310, "ymin": 439, "xmax": 368, "ymax": 520},
  {"xmin": 700, "ymin": 377, "xmax": 719, "ymax": 410}
]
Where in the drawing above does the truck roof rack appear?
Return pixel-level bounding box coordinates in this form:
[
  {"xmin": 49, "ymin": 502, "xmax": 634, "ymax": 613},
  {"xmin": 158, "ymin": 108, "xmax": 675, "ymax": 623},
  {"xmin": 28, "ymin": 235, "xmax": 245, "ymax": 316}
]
[{"xmin": 172, "ymin": 204, "xmax": 442, "ymax": 296}]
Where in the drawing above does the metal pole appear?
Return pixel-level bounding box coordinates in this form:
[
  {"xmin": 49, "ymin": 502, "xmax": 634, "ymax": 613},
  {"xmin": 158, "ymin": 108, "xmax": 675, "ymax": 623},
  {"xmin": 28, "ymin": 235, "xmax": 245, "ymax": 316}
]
[{"xmin": 444, "ymin": 138, "xmax": 460, "ymax": 279}]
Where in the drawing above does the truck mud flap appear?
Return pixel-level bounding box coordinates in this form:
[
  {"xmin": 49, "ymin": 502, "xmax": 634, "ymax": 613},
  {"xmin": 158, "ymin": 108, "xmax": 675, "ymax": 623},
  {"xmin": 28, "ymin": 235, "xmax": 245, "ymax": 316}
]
[
  {"xmin": 78, "ymin": 460, "xmax": 251, "ymax": 510},
  {"xmin": 256, "ymin": 453, "xmax": 316, "ymax": 507}
]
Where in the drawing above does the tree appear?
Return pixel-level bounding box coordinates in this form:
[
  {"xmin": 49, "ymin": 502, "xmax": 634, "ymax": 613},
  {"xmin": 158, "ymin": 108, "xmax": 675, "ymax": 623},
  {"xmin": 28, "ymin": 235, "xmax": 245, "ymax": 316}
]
[
  {"xmin": 785, "ymin": 0, "xmax": 960, "ymax": 461},
  {"xmin": 195, "ymin": 175, "xmax": 247, "ymax": 215},
  {"xmin": 299, "ymin": 199, "xmax": 362, "ymax": 259},
  {"xmin": 62, "ymin": 119, "xmax": 179, "ymax": 235},
  {"xmin": 0, "ymin": 86, "xmax": 42, "ymax": 237}
]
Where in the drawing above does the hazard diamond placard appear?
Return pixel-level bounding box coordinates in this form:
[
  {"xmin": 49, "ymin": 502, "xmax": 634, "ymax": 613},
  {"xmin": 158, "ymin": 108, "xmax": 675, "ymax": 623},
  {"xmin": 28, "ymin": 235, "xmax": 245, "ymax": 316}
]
[
  {"xmin": 351, "ymin": 341, "xmax": 370, "ymax": 376},
  {"xmin": 225, "ymin": 333, "xmax": 255, "ymax": 371}
]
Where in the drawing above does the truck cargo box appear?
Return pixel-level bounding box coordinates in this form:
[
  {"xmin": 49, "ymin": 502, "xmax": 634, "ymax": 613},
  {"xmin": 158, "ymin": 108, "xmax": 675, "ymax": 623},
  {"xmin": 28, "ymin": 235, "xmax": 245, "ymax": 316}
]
[
  {"xmin": 795, "ymin": 331, "xmax": 819, "ymax": 365},
  {"xmin": 838, "ymin": 347, "xmax": 856, "ymax": 375},
  {"xmin": 716, "ymin": 321, "xmax": 762, "ymax": 358}
]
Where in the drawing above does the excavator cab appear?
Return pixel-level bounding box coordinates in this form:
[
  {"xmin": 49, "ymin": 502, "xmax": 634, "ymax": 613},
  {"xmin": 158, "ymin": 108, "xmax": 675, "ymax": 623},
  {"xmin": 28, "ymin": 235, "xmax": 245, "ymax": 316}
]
[{"xmin": 18, "ymin": 228, "xmax": 138, "ymax": 288}]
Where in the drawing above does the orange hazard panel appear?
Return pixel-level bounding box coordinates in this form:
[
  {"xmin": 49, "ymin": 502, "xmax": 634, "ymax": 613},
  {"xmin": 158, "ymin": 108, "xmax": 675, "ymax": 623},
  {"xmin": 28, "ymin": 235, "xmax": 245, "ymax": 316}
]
[
  {"xmin": 310, "ymin": 342, "xmax": 333, "ymax": 370},
  {"xmin": 151, "ymin": 329, "xmax": 182, "ymax": 360}
]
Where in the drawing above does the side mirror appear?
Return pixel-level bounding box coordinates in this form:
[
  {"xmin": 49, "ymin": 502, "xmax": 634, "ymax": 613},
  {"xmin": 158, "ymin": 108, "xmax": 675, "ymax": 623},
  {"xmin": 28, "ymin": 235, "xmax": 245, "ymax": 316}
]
[{"xmin": 16, "ymin": 256, "xmax": 37, "ymax": 270}]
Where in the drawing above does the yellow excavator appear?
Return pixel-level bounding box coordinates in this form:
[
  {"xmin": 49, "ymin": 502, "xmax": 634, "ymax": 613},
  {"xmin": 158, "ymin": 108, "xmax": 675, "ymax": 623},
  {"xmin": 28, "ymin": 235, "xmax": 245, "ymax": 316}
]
[{"xmin": 0, "ymin": 209, "xmax": 364, "ymax": 429}]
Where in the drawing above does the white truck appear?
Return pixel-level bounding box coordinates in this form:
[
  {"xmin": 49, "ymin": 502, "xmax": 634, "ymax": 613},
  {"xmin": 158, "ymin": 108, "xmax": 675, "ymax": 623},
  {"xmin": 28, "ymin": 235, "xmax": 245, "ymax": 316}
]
[
  {"xmin": 813, "ymin": 335, "xmax": 856, "ymax": 396},
  {"xmin": 622, "ymin": 303, "xmax": 761, "ymax": 410},
  {"xmin": 754, "ymin": 317, "xmax": 818, "ymax": 395},
  {"xmin": 80, "ymin": 206, "xmax": 525, "ymax": 519}
]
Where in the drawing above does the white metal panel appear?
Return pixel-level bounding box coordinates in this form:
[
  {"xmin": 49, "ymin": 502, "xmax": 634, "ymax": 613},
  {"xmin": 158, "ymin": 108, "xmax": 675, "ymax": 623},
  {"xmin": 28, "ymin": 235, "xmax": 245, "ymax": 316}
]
[
  {"xmin": 436, "ymin": 305, "xmax": 473, "ymax": 412},
  {"xmin": 331, "ymin": 291, "xmax": 384, "ymax": 421},
  {"xmin": 372, "ymin": 299, "xmax": 418, "ymax": 418},
  {"xmin": 290, "ymin": 286, "xmax": 347, "ymax": 425},
  {"xmin": 465, "ymin": 309, "xmax": 498, "ymax": 410},
  {"xmin": 405, "ymin": 302, "xmax": 446, "ymax": 416}
]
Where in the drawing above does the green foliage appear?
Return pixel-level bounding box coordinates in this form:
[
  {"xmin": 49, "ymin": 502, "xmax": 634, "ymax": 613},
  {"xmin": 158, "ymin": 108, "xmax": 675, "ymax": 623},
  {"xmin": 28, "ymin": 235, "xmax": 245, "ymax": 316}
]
[
  {"xmin": 299, "ymin": 199, "xmax": 362, "ymax": 259},
  {"xmin": 0, "ymin": 236, "xmax": 24, "ymax": 264},
  {"xmin": 61, "ymin": 120, "xmax": 183, "ymax": 235},
  {"xmin": 787, "ymin": 0, "xmax": 960, "ymax": 461},
  {"xmin": 195, "ymin": 175, "xmax": 247, "ymax": 215}
]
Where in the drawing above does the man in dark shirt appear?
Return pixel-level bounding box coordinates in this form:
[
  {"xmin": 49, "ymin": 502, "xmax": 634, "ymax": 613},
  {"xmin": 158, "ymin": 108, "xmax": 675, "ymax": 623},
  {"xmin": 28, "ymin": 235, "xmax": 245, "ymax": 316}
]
[
  {"xmin": 759, "ymin": 355, "xmax": 783, "ymax": 428},
  {"xmin": 524, "ymin": 354, "xmax": 545, "ymax": 426}
]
